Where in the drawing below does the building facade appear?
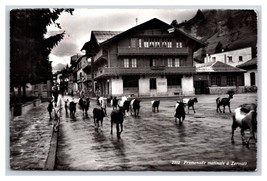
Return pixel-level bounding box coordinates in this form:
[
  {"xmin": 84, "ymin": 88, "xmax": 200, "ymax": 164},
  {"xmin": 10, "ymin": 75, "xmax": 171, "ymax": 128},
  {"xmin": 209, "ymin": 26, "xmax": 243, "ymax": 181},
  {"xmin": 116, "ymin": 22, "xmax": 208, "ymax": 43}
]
[
  {"xmin": 75, "ymin": 55, "xmax": 93, "ymax": 97},
  {"xmin": 237, "ymin": 57, "xmax": 257, "ymax": 87},
  {"xmin": 204, "ymin": 47, "xmax": 252, "ymax": 67},
  {"xmin": 194, "ymin": 61, "xmax": 246, "ymax": 94},
  {"xmin": 82, "ymin": 18, "xmax": 205, "ymax": 97}
]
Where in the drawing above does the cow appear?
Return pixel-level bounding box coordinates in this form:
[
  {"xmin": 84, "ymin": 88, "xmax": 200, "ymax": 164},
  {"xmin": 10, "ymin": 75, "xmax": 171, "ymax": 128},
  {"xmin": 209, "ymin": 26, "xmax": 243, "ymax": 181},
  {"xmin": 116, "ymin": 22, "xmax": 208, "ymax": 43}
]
[
  {"xmin": 130, "ymin": 99, "xmax": 141, "ymax": 117},
  {"xmin": 152, "ymin": 100, "xmax": 160, "ymax": 112},
  {"xmin": 174, "ymin": 101, "xmax": 186, "ymax": 124}
]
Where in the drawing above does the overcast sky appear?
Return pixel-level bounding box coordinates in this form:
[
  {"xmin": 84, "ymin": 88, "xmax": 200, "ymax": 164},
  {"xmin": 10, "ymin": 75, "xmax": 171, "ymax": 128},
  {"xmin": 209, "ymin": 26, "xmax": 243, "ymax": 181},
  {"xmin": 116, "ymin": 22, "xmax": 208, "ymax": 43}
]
[{"xmin": 47, "ymin": 8, "xmax": 198, "ymax": 67}]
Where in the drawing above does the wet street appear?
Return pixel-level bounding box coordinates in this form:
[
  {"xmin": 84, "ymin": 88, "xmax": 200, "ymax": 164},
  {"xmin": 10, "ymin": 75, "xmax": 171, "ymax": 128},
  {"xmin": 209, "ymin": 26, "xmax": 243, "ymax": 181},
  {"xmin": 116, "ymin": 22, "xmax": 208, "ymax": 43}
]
[
  {"xmin": 56, "ymin": 93, "xmax": 257, "ymax": 171},
  {"xmin": 10, "ymin": 104, "xmax": 53, "ymax": 170}
]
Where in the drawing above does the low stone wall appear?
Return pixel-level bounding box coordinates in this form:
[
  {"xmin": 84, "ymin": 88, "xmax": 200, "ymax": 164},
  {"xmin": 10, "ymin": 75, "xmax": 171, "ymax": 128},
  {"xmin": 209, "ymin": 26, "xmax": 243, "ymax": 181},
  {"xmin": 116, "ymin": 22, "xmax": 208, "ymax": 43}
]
[
  {"xmin": 209, "ymin": 86, "xmax": 246, "ymax": 94},
  {"xmin": 11, "ymin": 99, "xmax": 42, "ymax": 117}
]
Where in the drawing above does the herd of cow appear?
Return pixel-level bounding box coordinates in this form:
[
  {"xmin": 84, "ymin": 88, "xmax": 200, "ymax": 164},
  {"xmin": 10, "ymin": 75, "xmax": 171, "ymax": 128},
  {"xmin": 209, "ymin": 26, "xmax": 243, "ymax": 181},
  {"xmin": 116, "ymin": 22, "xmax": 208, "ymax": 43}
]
[{"xmin": 47, "ymin": 93, "xmax": 257, "ymax": 146}]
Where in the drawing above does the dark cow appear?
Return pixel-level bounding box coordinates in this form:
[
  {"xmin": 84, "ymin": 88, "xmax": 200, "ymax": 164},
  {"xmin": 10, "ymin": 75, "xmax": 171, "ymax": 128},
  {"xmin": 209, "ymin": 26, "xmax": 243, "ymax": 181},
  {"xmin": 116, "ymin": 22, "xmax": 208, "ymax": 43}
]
[
  {"xmin": 69, "ymin": 100, "xmax": 77, "ymax": 118},
  {"xmin": 107, "ymin": 96, "xmax": 113, "ymax": 107},
  {"xmin": 130, "ymin": 99, "xmax": 141, "ymax": 117},
  {"xmin": 231, "ymin": 103, "xmax": 257, "ymax": 146},
  {"xmin": 152, "ymin": 100, "xmax": 160, "ymax": 112},
  {"xmin": 93, "ymin": 108, "xmax": 106, "ymax": 131},
  {"xmin": 81, "ymin": 98, "xmax": 90, "ymax": 117},
  {"xmin": 110, "ymin": 107, "xmax": 124, "ymax": 138},
  {"xmin": 111, "ymin": 96, "xmax": 118, "ymax": 110},
  {"xmin": 216, "ymin": 91, "xmax": 235, "ymax": 113},
  {"xmin": 174, "ymin": 101, "xmax": 186, "ymax": 124},
  {"xmin": 47, "ymin": 100, "xmax": 53, "ymax": 120},
  {"xmin": 183, "ymin": 97, "xmax": 198, "ymax": 114}
]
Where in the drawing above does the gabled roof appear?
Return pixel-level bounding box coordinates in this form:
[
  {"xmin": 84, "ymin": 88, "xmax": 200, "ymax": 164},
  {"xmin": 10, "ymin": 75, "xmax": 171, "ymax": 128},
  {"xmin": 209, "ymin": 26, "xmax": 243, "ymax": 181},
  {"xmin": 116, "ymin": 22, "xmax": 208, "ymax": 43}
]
[
  {"xmin": 81, "ymin": 18, "xmax": 206, "ymax": 53},
  {"xmin": 100, "ymin": 18, "xmax": 206, "ymax": 48},
  {"xmin": 237, "ymin": 57, "xmax": 257, "ymax": 69},
  {"xmin": 196, "ymin": 61, "xmax": 246, "ymax": 73},
  {"xmin": 92, "ymin": 31, "xmax": 122, "ymax": 44}
]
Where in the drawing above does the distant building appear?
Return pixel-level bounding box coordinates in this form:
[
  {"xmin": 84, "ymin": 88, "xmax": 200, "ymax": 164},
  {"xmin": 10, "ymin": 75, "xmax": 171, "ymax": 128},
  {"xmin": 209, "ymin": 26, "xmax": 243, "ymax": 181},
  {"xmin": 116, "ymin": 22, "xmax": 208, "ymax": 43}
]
[
  {"xmin": 75, "ymin": 55, "xmax": 93, "ymax": 97},
  {"xmin": 237, "ymin": 57, "xmax": 257, "ymax": 87},
  {"xmin": 195, "ymin": 61, "xmax": 246, "ymax": 94},
  {"xmin": 81, "ymin": 18, "xmax": 206, "ymax": 97},
  {"xmin": 204, "ymin": 47, "xmax": 252, "ymax": 67}
]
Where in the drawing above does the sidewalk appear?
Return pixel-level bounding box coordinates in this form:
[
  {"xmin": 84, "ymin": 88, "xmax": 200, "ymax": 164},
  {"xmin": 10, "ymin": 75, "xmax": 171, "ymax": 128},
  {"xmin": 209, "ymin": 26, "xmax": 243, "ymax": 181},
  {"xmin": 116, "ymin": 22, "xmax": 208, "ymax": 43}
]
[{"xmin": 9, "ymin": 101, "xmax": 54, "ymax": 170}]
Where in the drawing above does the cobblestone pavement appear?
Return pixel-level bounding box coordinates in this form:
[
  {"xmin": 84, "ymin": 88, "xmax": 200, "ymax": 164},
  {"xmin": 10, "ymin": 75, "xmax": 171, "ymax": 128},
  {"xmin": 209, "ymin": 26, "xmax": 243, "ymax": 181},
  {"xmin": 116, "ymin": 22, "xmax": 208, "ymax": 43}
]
[
  {"xmin": 10, "ymin": 102, "xmax": 54, "ymax": 170},
  {"xmin": 56, "ymin": 93, "xmax": 257, "ymax": 171}
]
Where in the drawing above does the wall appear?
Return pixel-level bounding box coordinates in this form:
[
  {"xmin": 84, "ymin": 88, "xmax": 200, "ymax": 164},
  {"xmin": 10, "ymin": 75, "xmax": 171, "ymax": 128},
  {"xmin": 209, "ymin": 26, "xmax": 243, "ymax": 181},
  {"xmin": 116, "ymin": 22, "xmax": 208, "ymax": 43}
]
[
  {"xmin": 111, "ymin": 77, "xmax": 123, "ymax": 95},
  {"xmin": 156, "ymin": 77, "xmax": 167, "ymax": 95},
  {"xmin": 244, "ymin": 69, "xmax": 257, "ymax": 86},
  {"xmin": 182, "ymin": 76, "xmax": 194, "ymax": 95},
  {"xmin": 138, "ymin": 78, "xmax": 150, "ymax": 96},
  {"xmin": 205, "ymin": 47, "xmax": 252, "ymax": 67}
]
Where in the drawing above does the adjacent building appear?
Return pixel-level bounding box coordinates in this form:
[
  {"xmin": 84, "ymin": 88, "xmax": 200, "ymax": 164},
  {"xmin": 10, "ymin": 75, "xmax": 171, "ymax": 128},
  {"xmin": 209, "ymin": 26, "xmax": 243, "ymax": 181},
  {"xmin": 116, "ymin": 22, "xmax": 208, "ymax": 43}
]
[
  {"xmin": 82, "ymin": 18, "xmax": 206, "ymax": 97},
  {"xmin": 204, "ymin": 47, "xmax": 252, "ymax": 67},
  {"xmin": 194, "ymin": 61, "xmax": 246, "ymax": 94},
  {"xmin": 237, "ymin": 57, "xmax": 257, "ymax": 87}
]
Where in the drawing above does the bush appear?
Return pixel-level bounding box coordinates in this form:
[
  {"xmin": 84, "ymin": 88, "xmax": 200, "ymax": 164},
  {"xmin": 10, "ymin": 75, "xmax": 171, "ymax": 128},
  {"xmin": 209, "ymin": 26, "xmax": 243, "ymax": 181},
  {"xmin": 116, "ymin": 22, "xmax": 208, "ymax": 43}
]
[{"xmin": 244, "ymin": 86, "xmax": 257, "ymax": 93}]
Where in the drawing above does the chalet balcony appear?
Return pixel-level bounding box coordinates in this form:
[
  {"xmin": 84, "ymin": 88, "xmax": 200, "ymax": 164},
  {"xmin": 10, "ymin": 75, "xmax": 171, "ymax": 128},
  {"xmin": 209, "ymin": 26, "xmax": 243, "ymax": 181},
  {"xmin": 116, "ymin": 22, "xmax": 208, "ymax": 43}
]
[
  {"xmin": 117, "ymin": 47, "xmax": 189, "ymax": 56},
  {"xmin": 94, "ymin": 66, "xmax": 196, "ymax": 79},
  {"xmin": 94, "ymin": 49, "xmax": 108, "ymax": 63},
  {"xmin": 77, "ymin": 74, "xmax": 93, "ymax": 83},
  {"xmin": 82, "ymin": 61, "xmax": 91, "ymax": 72}
]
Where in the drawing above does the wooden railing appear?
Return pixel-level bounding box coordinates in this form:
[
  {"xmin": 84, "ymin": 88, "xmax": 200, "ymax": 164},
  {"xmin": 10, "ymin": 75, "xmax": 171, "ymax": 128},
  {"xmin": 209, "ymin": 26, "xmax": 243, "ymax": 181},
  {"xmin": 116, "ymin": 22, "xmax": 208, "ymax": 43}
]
[
  {"xmin": 117, "ymin": 47, "xmax": 189, "ymax": 56},
  {"xmin": 94, "ymin": 66, "xmax": 196, "ymax": 78}
]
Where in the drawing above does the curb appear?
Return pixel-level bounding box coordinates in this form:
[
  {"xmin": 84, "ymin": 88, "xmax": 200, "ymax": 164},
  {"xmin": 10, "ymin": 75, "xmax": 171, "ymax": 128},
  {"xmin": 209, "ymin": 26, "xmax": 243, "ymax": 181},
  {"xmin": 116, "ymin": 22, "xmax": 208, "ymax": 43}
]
[{"xmin": 43, "ymin": 119, "xmax": 60, "ymax": 170}]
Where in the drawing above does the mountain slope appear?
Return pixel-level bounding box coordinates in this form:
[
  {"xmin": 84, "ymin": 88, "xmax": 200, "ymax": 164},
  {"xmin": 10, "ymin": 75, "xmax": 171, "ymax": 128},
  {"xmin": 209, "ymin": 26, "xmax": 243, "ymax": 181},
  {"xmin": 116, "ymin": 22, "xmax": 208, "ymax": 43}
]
[{"xmin": 173, "ymin": 9, "xmax": 258, "ymax": 62}]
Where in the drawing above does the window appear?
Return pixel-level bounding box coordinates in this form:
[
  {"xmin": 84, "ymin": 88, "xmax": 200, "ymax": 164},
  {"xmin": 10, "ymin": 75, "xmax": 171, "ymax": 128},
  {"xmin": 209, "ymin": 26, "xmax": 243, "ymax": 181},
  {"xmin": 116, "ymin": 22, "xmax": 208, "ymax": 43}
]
[
  {"xmin": 176, "ymin": 41, "xmax": 182, "ymax": 48},
  {"xmin": 174, "ymin": 58, "xmax": 180, "ymax": 67},
  {"xmin": 167, "ymin": 76, "xmax": 181, "ymax": 86},
  {"xmin": 150, "ymin": 78, "xmax": 157, "ymax": 89},
  {"xmin": 124, "ymin": 58, "xmax": 129, "ymax": 68},
  {"xmin": 227, "ymin": 76, "xmax": 236, "ymax": 86},
  {"xmin": 131, "ymin": 58, "xmax": 137, "ymax": 68},
  {"xmin": 250, "ymin": 72, "xmax": 255, "ymax": 86},
  {"xmin": 167, "ymin": 58, "xmax": 173, "ymax": 67},
  {"xmin": 239, "ymin": 56, "xmax": 243, "ymax": 62},
  {"xmin": 228, "ymin": 56, "xmax": 233, "ymax": 63},
  {"xmin": 150, "ymin": 58, "xmax": 156, "ymax": 67},
  {"xmin": 211, "ymin": 76, "xmax": 221, "ymax": 86},
  {"xmin": 212, "ymin": 57, "xmax": 216, "ymax": 62},
  {"xmin": 130, "ymin": 38, "xmax": 136, "ymax": 48},
  {"xmin": 167, "ymin": 39, "xmax": 172, "ymax": 48},
  {"xmin": 138, "ymin": 39, "xmax": 142, "ymax": 48},
  {"xmin": 162, "ymin": 38, "xmax": 167, "ymax": 47},
  {"xmin": 155, "ymin": 38, "xmax": 160, "ymax": 47},
  {"xmin": 144, "ymin": 39, "xmax": 149, "ymax": 48},
  {"xmin": 80, "ymin": 72, "xmax": 83, "ymax": 79},
  {"xmin": 149, "ymin": 38, "xmax": 155, "ymax": 47},
  {"xmin": 123, "ymin": 79, "xmax": 138, "ymax": 88}
]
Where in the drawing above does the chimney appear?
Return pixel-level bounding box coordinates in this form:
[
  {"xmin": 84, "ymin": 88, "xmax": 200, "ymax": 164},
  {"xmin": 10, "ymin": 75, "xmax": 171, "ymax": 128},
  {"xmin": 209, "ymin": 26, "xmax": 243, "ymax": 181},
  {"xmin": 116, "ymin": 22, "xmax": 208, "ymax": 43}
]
[{"xmin": 136, "ymin": 18, "xmax": 138, "ymax": 26}]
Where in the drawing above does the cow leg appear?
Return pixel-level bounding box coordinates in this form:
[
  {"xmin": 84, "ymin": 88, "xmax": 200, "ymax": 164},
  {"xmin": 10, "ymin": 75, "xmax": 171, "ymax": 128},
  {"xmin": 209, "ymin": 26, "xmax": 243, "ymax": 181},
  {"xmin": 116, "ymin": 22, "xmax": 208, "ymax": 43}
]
[
  {"xmin": 240, "ymin": 129, "xmax": 246, "ymax": 145},
  {"xmin": 192, "ymin": 105, "xmax": 196, "ymax": 113},
  {"xmin": 228, "ymin": 104, "xmax": 231, "ymax": 113},
  {"xmin": 157, "ymin": 106, "xmax": 159, "ymax": 112},
  {"xmin": 49, "ymin": 112, "xmax": 52, "ymax": 120},
  {"xmin": 120, "ymin": 122, "xmax": 123, "ymax": 133},
  {"xmin": 223, "ymin": 105, "xmax": 225, "ymax": 113},
  {"xmin": 188, "ymin": 106, "xmax": 190, "ymax": 114},
  {"xmin": 231, "ymin": 121, "xmax": 237, "ymax": 144},
  {"xmin": 110, "ymin": 121, "xmax": 113, "ymax": 135},
  {"xmin": 116, "ymin": 124, "xmax": 120, "ymax": 138}
]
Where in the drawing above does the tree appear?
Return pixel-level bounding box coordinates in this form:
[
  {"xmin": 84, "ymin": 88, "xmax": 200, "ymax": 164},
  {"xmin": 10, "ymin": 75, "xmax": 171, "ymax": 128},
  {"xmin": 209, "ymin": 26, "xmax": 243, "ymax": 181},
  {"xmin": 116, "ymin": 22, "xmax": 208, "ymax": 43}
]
[
  {"xmin": 215, "ymin": 41, "xmax": 223, "ymax": 53},
  {"xmin": 227, "ymin": 16, "xmax": 234, "ymax": 30},
  {"xmin": 171, "ymin": 19, "xmax": 178, "ymax": 27},
  {"xmin": 10, "ymin": 8, "xmax": 73, "ymax": 100}
]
